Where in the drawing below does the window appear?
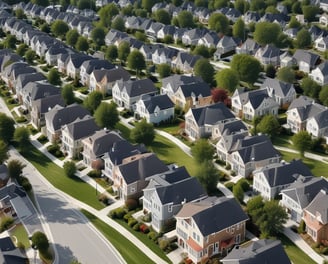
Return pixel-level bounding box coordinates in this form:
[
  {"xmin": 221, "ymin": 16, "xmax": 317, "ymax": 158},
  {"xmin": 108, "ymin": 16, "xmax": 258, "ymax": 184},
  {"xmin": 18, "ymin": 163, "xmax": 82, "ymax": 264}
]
[
  {"xmin": 168, "ymin": 205, "xmax": 172, "ymax": 212},
  {"xmin": 130, "ymin": 187, "xmax": 136, "ymax": 193}
]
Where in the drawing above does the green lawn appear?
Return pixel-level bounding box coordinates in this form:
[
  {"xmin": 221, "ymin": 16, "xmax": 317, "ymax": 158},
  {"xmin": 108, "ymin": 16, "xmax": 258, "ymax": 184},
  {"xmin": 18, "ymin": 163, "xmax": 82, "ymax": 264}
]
[
  {"xmin": 10, "ymin": 224, "xmax": 30, "ymax": 249},
  {"xmin": 116, "ymin": 219, "xmax": 172, "ymax": 264},
  {"xmin": 21, "ymin": 144, "xmax": 104, "ymax": 210},
  {"xmin": 115, "ymin": 122, "xmax": 131, "ymax": 140},
  {"xmin": 81, "ymin": 210, "xmax": 155, "ymax": 264},
  {"xmin": 149, "ymin": 134, "xmax": 198, "ymax": 176},
  {"xmin": 279, "ymin": 150, "xmax": 328, "ymax": 177},
  {"xmin": 278, "ymin": 234, "xmax": 316, "ymax": 264}
]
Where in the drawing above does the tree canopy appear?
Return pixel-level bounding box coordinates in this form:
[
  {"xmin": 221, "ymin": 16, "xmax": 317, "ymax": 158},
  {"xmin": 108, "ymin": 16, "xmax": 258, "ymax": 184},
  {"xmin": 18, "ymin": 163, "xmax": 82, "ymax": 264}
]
[
  {"xmin": 66, "ymin": 29, "xmax": 79, "ymax": 47},
  {"xmin": 127, "ymin": 50, "xmax": 146, "ymax": 76},
  {"xmin": 75, "ymin": 36, "xmax": 89, "ymax": 52},
  {"xmin": 3, "ymin": 35, "xmax": 16, "ymax": 50},
  {"xmin": 277, "ymin": 67, "xmax": 295, "ymax": 84},
  {"xmin": 191, "ymin": 139, "xmax": 215, "ymax": 163},
  {"xmin": 211, "ymin": 88, "xmax": 229, "ymax": 104},
  {"xmin": 90, "ymin": 27, "xmax": 106, "ymax": 48},
  {"xmin": 7, "ymin": 159, "xmax": 25, "ymax": 180},
  {"xmin": 83, "ymin": 91, "xmax": 103, "ymax": 114},
  {"xmin": 63, "ymin": 161, "xmax": 77, "ymax": 178},
  {"xmin": 294, "ymin": 28, "xmax": 311, "ymax": 49},
  {"xmin": 51, "ymin": 20, "xmax": 69, "ymax": 39},
  {"xmin": 292, "ymin": 131, "xmax": 312, "ymax": 157},
  {"xmin": 192, "ymin": 45, "xmax": 211, "ymax": 58},
  {"xmin": 194, "ymin": 58, "xmax": 215, "ymax": 85},
  {"xmin": 153, "ymin": 9, "xmax": 171, "ymax": 25},
  {"xmin": 13, "ymin": 127, "xmax": 30, "ymax": 153},
  {"xmin": 231, "ymin": 54, "xmax": 262, "ymax": 84},
  {"xmin": 111, "ymin": 16, "xmax": 126, "ymax": 32},
  {"xmin": 233, "ymin": 18, "xmax": 246, "ymax": 41},
  {"xmin": 255, "ymin": 115, "xmax": 280, "ymax": 137},
  {"xmin": 0, "ymin": 141, "xmax": 8, "ymax": 164},
  {"xmin": 177, "ymin": 10, "xmax": 195, "ymax": 28},
  {"xmin": 61, "ymin": 84, "xmax": 75, "ymax": 105},
  {"xmin": 301, "ymin": 77, "xmax": 321, "ymax": 99},
  {"xmin": 25, "ymin": 49, "xmax": 36, "ymax": 64},
  {"xmin": 208, "ymin": 13, "xmax": 230, "ymax": 34},
  {"xmin": 319, "ymin": 85, "xmax": 328, "ymax": 106},
  {"xmin": 195, "ymin": 161, "xmax": 219, "ymax": 195},
  {"xmin": 142, "ymin": 0, "xmax": 158, "ymax": 12},
  {"xmin": 215, "ymin": 69, "xmax": 239, "ymax": 93},
  {"xmin": 130, "ymin": 119, "xmax": 155, "ymax": 146},
  {"xmin": 48, "ymin": 68, "xmax": 62, "ymax": 86},
  {"xmin": 0, "ymin": 113, "xmax": 15, "ymax": 144},
  {"xmin": 253, "ymin": 22, "xmax": 281, "ymax": 45},
  {"xmin": 302, "ymin": 5, "xmax": 320, "ymax": 22},
  {"xmin": 233, "ymin": 182, "xmax": 244, "ymax": 203},
  {"xmin": 118, "ymin": 41, "xmax": 130, "ymax": 64},
  {"xmin": 31, "ymin": 231, "xmax": 49, "ymax": 253},
  {"xmin": 156, "ymin": 64, "xmax": 171, "ymax": 78},
  {"xmin": 105, "ymin": 45, "xmax": 118, "ymax": 62},
  {"xmin": 94, "ymin": 102, "xmax": 119, "ymax": 129},
  {"xmin": 98, "ymin": 3, "xmax": 119, "ymax": 28}
]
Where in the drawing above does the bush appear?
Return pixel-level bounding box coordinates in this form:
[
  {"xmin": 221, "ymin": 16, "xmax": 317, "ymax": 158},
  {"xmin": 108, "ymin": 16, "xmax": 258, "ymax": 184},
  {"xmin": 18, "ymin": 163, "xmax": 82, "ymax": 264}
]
[
  {"xmin": 237, "ymin": 178, "xmax": 250, "ymax": 192},
  {"xmin": 16, "ymin": 116, "xmax": 26, "ymax": 123},
  {"xmin": 110, "ymin": 207, "xmax": 126, "ymax": 219},
  {"xmin": 224, "ymin": 182, "xmax": 234, "ymax": 191},
  {"xmin": 298, "ymin": 219, "xmax": 306, "ymax": 234},
  {"xmin": 225, "ymin": 164, "xmax": 231, "ymax": 170},
  {"xmin": 142, "ymin": 213, "xmax": 151, "ymax": 222},
  {"xmin": 123, "ymin": 213, "xmax": 132, "ymax": 223},
  {"xmin": 87, "ymin": 170, "xmax": 102, "ymax": 178},
  {"xmin": 0, "ymin": 216, "xmax": 14, "ymax": 232},
  {"xmin": 125, "ymin": 198, "xmax": 139, "ymax": 211},
  {"xmin": 37, "ymin": 134, "xmax": 48, "ymax": 143},
  {"xmin": 140, "ymin": 224, "xmax": 150, "ymax": 234},
  {"xmin": 7, "ymin": 98, "xmax": 17, "ymax": 104},
  {"xmin": 147, "ymin": 231, "xmax": 159, "ymax": 242},
  {"xmin": 47, "ymin": 144, "xmax": 60, "ymax": 154},
  {"xmin": 63, "ymin": 161, "xmax": 76, "ymax": 178},
  {"xmin": 133, "ymin": 222, "xmax": 141, "ymax": 231},
  {"xmin": 128, "ymin": 218, "xmax": 138, "ymax": 227},
  {"xmin": 19, "ymin": 176, "xmax": 32, "ymax": 192},
  {"xmin": 159, "ymin": 239, "xmax": 169, "ymax": 250},
  {"xmin": 231, "ymin": 170, "xmax": 236, "ymax": 176}
]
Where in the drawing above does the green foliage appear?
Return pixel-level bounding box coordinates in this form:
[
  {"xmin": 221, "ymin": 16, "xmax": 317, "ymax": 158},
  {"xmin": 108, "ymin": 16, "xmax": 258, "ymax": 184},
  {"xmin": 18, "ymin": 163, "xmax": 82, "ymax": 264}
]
[
  {"xmin": 61, "ymin": 84, "xmax": 75, "ymax": 105},
  {"xmin": 224, "ymin": 182, "xmax": 234, "ymax": 191},
  {"xmin": 319, "ymin": 85, "xmax": 328, "ymax": 106},
  {"xmin": 48, "ymin": 68, "xmax": 62, "ymax": 86},
  {"xmin": 256, "ymin": 115, "xmax": 280, "ymax": 137},
  {"xmin": 254, "ymin": 22, "xmax": 281, "ymax": 45},
  {"xmin": 83, "ymin": 91, "xmax": 103, "ymax": 114},
  {"xmin": 16, "ymin": 44, "xmax": 28, "ymax": 57},
  {"xmin": 156, "ymin": 63, "xmax": 171, "ymax": 78},
  {"xmin": 131, "ymin": 119, "xmax": 155, "ymax": 146},
  {"xmin": 105, "ymin": 45, "xmax": 118, "ymax": 62},
  {"xmin": 250, "ymin": 0, "xmax": 266, "ymax": 12},
  {"xmin": 215, "ymin": 69, "xmax": 239, "ymax": 93},
  {"xmin": 94, "ymin": 102, "xmax": 119, "ymax": 129},
  {"xmin": 265, "ymin": 64, "xmax": 276, "ymax": 78},
  {"xmin": 233, "ymin": 18, "xmax": 246, "ymax": 41},
  {"xmin": 301, "ymin": 77, "xmax": 321, "ymax": 99},
  {"xmin": 192, "ymin": 45, "xmax": 211, "ymax": 58},
  {"xmin": 159, "ymin": 239, "xmax": 169, "ymax": 250},
  {"xmin": 128, "ymin": 218, "xmax": 138, "ymax": 227},
  {"xmin": 63, "ymin": 161, "xmax": 77, "ymax": 178},
  {"xmin": 31, "ymin": 0, "xmax": 49, "ymax": 6},
  {"xmin": 51, "ymin": 20, "xmax": 69, "ymax": 39},
  {"xmin": 8, "ymin": 159, "xmax": 25, "ymax": 180},
  {"xmin": 208, "ymin": 13, "xmax": 229, "ymax": 34},
  {"xmin": 134, "ymin": 31, "xmax": 147, "ymax": 42},
  {"xmin": 294, "ymin": 28, "xmax": 311, "ymax": 49},
  {"xmin": 3, "ymin": 35, "xmax": 16, "ymax": 50},
  {"xmin": 153, "ymin": 9, "xmax": 171, "ymax": 25},
  {"xmin": 75, "ymin": 36, "xmax": 89, "ymax": 52},
  {"xmin": 0, "ymin": 113, "xmax": 15, "ymax": 144},
  {"xmin": 142, "ymin": 0, "xmax": 157, "ymax": 12},
  {"xmin": 302, "ymin": 5, "xmax": 320, "ymax": 22},
  {"xmin": 177, "ymin": 10, "xmax": 195, "ymax": 28},
  {"xmin": 66, "ymin": 29, "xmax": 79, "ymax": 47},
  {"xmin": 19, "ymin": 176, "xmax": 32, "ymax": 192},
  {"xmin": 118, "ymin": 41, "xmax": 130, "ymax": 63},
  {"xmin": 31, "ymin": 231, "xmax": 49, "ymax": 254},
  {"xmin": 298, "ymin": 219, "xmax": 306, "ymax": 234},
  {"xmin": 0, "ymin": 140, "xmax": 8, "ymax": 164},
  {"xmin": 98, "ymin": 3, "xmax": 119, "ymax": 28},
  {"xmin": 111, "ymin": 16, "xmax": 126, "ymax": 32},
  {"xmin": 237, "ymin": 178, "xmax": 250, "ymax": 191},
  {"xmin": 109, "ymin": 207, "xmax": 126, "ymax": 219},
  {"xmin": 292, "ymin": 131, "xmax": 313, "ymax": 157},
  {"xmin": 15, "ymin": 8, "xmax": 26, "ymax": 19},
  {"xmin": 0, "ymin": 216, "xmax": 14, "ymax": 232},
  {"xmin": 25, "ymin": 49, "xmax": 36, "ymax": 64},
  {"xmin": 14, "ymin": 126, "xmax": 30, "ymax": 153},
  {"xmin": 289, "ymin": 16, "xmax": 301, "ymax": 29},
  {"xmin": 196, "ymin": 161, "xmax": 219, "ymax": 195},
  {"xmin": 127, "ymin": 51, "xmax": 146, "ymax": 73},
  {"xmin": 233, "ymin": 183, "xmax": 244, "ymax": 203},
  {"xmin": 87, "ymin": 170, "xmax": 102, "ymax": 178},
  {"xmin": 231, "ymin": 54, "xmax": 262, "ymax": 84},
  {"xmin": 191, "ymin": 139, "xmax": 215, "ymax": 163},
  {"xmin": 194, "ymin": 58, "xmax": 215, "ymax": 84},
  {"xmin": 234, "ymin": 0, "xmax": 250, "ymax": 13}
]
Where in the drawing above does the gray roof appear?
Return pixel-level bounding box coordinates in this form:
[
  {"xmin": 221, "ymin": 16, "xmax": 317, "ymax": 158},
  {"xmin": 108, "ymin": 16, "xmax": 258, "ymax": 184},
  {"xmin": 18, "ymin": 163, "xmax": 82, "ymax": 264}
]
[
  {"xmin": 178, "ymin": 82, "xmax": 211, "ymax": 98},
  {"xmin": 288, "ymin": 96, "xmax": 314, "ymax": 110},
  {"xmin": 316, "ymin": 61, "xmax": 328, "ymax": 75},
  {"xmin": 118, "ymin": 153, "xmax": 168, "ymax": 184},
  {"xmin": 257, "ymin": 160, "xmax": 312, "ymax": 188},
  {"xmin": 260, "ymin": 45, "xmax": 281, "ymax": 58},
  {"xmin": 66, "ymin": 53, "xmax": 93, "ymax": 68},
  {"xmin": 217, "ymin": 119, "xmax": 248, "ymax": 136},
  {"xmin": 141, "ymin": 94, "xmax": 174, "ymax": 113},
  {"xmin": 222, "ymin": 239, "xmax": 291, "ymax": 264},
  {"xmin": 146, "ymin": 166, "xmax": 191, "ymax": 186},
  {"xmin": 238, "ymin": 89, "xmax": 271, "ymax": 109},
  {"xmin": 293, "ymin": 50, "xmax": 320, "ymax": 67},
  {"xmin": 191, "ymin": 103, "xmax": 235, "ymax": 126},
  {"xmin": 261, "ymin": 78, "xmax": 295, "ymax": 97},
  {"xmin": 0, "ymin": 236, "xmax": 28, "ymax": 264},
  {"xmin": 162, "ymin": 74, "xmax": 203, "ymax": 93},
  {"xmin": 176, "ymin": 197, "xmax": 248, "ymax": 236},
  {"xmin": 292, "ymin": 102, "xmax": 325, "ymax": 121},
  {"xmin": 25, "ymin": 82, "xmax": 60, "ymax": 101},
  {"xmin": 312, "ymin": 109, "xmax": 328, "ymax": 129},
  {"xmin": 81, "ymin": 59, "xmax": 115, "ymax": 74},
  {"xmin": 32, "ymin": 94, "xmax": 65, "ymax": 114},
  {"xmin": 93, "ymin": 67, "xmax": 131, "ymax": 83},
  {"xmin": 119, "ymin": 79, "xmax": 157, "ymax": 97},
  {"xmin": 305, "ymin": 189, "xmax": 328, "ymax": 224},
  {"xmin": 281, "ymin": 176, "xmax": 328, "ymax": 209},
  {"xmin": 64, "ymin": 115, "xmax": 99, "ymax": 140},
  {"xmin": 16, "ymin": 72, "xmax": 46, "ymax": 89}
]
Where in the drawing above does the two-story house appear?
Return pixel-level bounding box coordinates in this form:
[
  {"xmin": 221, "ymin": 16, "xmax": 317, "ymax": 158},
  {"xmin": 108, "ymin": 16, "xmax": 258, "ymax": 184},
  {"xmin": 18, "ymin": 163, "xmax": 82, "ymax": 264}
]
[
  {"xmin": 211, "ymin": 119, "xmax": 248, "ymax": 141},
  {"xmin": 306, "ymin": 109, "xmax": 328, "ymax": 138},
  {"xmin": 310, "ymin": 61, "xmax": 328, "ymax": 86},
  {"xmin": 175, "ymin": 196, "xmax": 248, "ymax": 263}
]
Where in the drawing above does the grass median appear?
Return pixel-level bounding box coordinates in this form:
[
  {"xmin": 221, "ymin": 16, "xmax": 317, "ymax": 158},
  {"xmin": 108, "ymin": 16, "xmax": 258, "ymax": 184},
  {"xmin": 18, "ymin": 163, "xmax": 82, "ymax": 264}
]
[
  {"xmin": 81, "ymin": 210, "xmax": 155, "ymax": 264},
  {"xmin": 21, "ymin": 143, "xmax": 104, "ymax": 210}
]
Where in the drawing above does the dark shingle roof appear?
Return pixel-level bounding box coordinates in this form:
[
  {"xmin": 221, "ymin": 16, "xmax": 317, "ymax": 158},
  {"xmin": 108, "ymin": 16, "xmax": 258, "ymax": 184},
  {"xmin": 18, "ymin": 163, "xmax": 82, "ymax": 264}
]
[
  {"xmin": 178, "ymin": 82, "xmax": 211, "ymax": 98},
  {"xmin": 305, "ymin": 189, "xmax": 328, "ymax": 224},
  {"xmin": 121, "ymin": 79, "xmax": 157, "ymax": 97},
  {"xmin": 142, "ymin": 94, "xmax": 174, "ymax": 113},
  {"xmin": 65, "ymin": 115, "xmax": 99, "ymax": 140}
]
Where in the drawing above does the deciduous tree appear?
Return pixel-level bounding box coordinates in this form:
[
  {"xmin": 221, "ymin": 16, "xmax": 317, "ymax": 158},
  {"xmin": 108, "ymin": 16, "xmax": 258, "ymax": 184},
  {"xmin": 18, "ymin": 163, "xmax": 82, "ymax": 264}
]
[
  {"xmin": 256, "ymin": 115, "xmax": 280, "ymax": 137},
  {"xmin": 13, "ymin": 127, "xmax": 30, "ymax": 153},
  {"xmin": 94, "ymin": 102, "xmax": 119, "ymax": 129},
  {"xmin": 208, "ymin": 13, "xmax": 229, "ymax": 34},
  {"xmin": 233, "ymin": 18, "xmax": 246, "ymax": 41},
  {"xmin": 195, "ymin": 161, "xmax": 219, "ymax": 195},
  {"xmin": 191, "ymin": 139, "xmax": 215, "ymax": 163},
  {"xmin": 130, "ymin": 119, "xmax": 155, "ymax": 146},
  {"xmin": 319, "ymin": 85, "xmax": 328, "ymax": 106},
  {"xmin": 61, "ymin": 84, "xmax": 75, "ymax": 105},
  {"xmin": 51, "ymin": 20, "xmax": 69, "ymax": 39},
  {"xmin": 231, "ymin": 54, "xmax": 262, "ymax": 84},
  {"xmin": 75, "ymin": 36, "xmax": 89, "ymax": 52},
  {"xmin": 294, "ymin": 28, "xmax": 311, "ymax": 49},
  {"xmin": 105, "ymin": 45, "xmax": 118, "ymax": 62},
  {"xmin": 0, "ymin": 141, "xmax": 8, "ymax": 164},
  {"xmin": 301, "ymin": 77, "xmax": 321, "ymax": 99},
  {"xmin": 111, "ymin": 16, "xmax": 125, "ymax": 32},
  {"xmin": 98, "ymin": 3, "xmax": 119, "ymax": 27},
  {"xmin": 31, "ymin": 231, "xmax": 49, "ymax": 254},
  {"xmin": 194, "ymin": 58, "xmax": 215, "ymax": 85},
  {"xmin": 156, "ymin": 64, "xmax": 171, "ymax": 78},
  {"xmin": 153, "ymin": 9, "xmax": 171, "ymax": 25},
  {"xmin": 118, "ymin": 41, "xmax": 130, "ymax": 64},
  {"xmin": 63, "ymin": 161, "xmax": 77, "ymax": 178},
  {"xmin": 66, "ymin": 29, "xmax": 79, "ymax": 47},
  {"xmin": 177, "ymin": 10, "xmax": 194, "ymax": 28},
  {"xmin": 215, "ymin": 69, "xmax": 239, "ymax": 93},
  {"xmin": 292, "ymin": 131, "xmax": 312, "ymax": 157},
  {"xmin": 0, "ymin": 113, "xmax": 15, "ymax": 144},
  {"xmin": 277, "ymin": 67, "xmax": 295, "ymax": 84},
  {"xmin": 254, "ymin": 22, "xmax": 281, "ymax": 45},
  {"xmin": 127, "ymin": 50, "xmax": 146, "ymax": 76},
  {"xmin": 48, "ymin": 68, "xmax": 62, "ymax": 86},
  {"xmin": 211, "ymin": 88, "xmax": 228, "ymax": 103},
  {"xmin": 83, "ymin": 91, "xmax": 103, "ymax": 114}
]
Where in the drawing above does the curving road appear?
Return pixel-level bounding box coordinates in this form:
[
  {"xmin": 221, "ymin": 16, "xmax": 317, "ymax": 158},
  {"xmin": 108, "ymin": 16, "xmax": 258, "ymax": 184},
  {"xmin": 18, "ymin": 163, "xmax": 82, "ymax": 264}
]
[{"xmin": 9, "ymin": 148, "xmax": 125, "ymax": 264}]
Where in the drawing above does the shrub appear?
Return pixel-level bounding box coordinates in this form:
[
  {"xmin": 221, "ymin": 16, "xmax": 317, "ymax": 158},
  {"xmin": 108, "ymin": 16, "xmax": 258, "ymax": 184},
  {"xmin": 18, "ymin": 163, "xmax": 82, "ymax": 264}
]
[
  {"xmin": 142, "ymin": 213, "xmax": 151, "ymax": 222},
  {"xmin": 123, "ymin": 213, "xmax": 132, "ymax": 223},
  {"xmin": 147, "ymin": 231, "xmax": 159, "ymax": 242},
  {"xmin": 128, "ymin": 218, "xmax": 138, "ymax": 227},
  {"xmin": 140, "ymin": 224, "xmax": 150, "ymax": 234},
  {"xmin": 19, "ymin": 176, "xmax": 32, "ymax": 192},
  {"xmin": 224, "ymin": 182, "xmax": 234, "ymax": 191},
  {"xmin": 16, "ymin": 116, "xmax": 26, "ymax": 123},
  {"xmin": 298, "ymin": 219, "xmax": 306, "ymax": 234},
  {"xmin": 159, "ymin": 239, "xmax": 169, "ymax": 250},
  {"xmin": 237, "ymin": 178, "xmax": 250, "ymax": 192},
  {"xmin": 115, "ymin": 207, "xmax": 126, "ymax": 219},
  {"xmin": 133, "ymin": 222, "xmax": 141, "ymax": 231},
  {"xmin": 37, "ymin": 134, "xmax": 48, "ymax": 143},
  {"xmin": 125, "ymin": 198, "xmax": 138, "ymax": 211},
  {"xmin": 87, "ymin": 170, "xmax": 102, "ymax": 178},
  {"xmin": 47, "ymin": 144, "xmax": 60, "ymax": 154},
  {"xmin": 231, "ymin": 170, "xmax": 236, "ymax": 176},
  {"xmin": 225, "ymin": 164, "xmax": 231, "ymax": 170},
  {"xmin": 7, "ymin": 98, "xmax": 17, "ymax": 104},
  {"xmin": 63, "ymin": 161, "xmax": 76, "ymax": 178},
  {"xmin": 0, "ymin": 216, "xmax": 14, "ymax": 232}
]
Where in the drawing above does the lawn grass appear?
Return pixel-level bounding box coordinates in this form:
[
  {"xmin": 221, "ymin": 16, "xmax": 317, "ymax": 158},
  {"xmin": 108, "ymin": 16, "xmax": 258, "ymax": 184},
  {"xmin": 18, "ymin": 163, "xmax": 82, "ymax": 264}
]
[
  {"xmin": 149, "ymin": 134, "xmax": 198, "ymax": 175},
  {"xmin": 81, "ymin": 210, "xmax": 155, "ymax": 264},
  {"xmin": 279, "ymin": 150, "xmax": 328, "ymax": 177},
  {"xmin": 10, "ymin": 224, "xmax": 30, "ymax": 249},
  {"xmin": 21, "ymin": 143, "xmax": 104, "ymax": 210},
  {"xmin": 115, "ymin": 122, "xmax": 131, "ymax": 140},
  {"xmin": 116, "ymin": 219, "xmax": 172, "ymax": 263},
  {"xmin": 278, "ymin": 234, "xmax": 316, "ymax": 264}
]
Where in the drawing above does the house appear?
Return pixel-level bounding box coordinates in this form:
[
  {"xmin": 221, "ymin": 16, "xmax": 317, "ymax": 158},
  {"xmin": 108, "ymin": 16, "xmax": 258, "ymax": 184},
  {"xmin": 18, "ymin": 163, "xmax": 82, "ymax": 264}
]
[
  {"xmin": 161, "ymin": 74, "xmax": 203, "ymax": 102},
  {"xmin": 220, "ymin": 7, "xmax": 241, "ymax": 22},
  {"xmin": 306, "ymin": 109, "xmax": 328, "ymax": 138},
  {"xmin": 314, "ymin": 36, "xmax": 328, "ymax": 52},
  {"xmin": 310, "ymin": 61, "xmax": 328, "ymax": 86},
  {"xmin": 320, "ymin": 13, "xmax": 328, "ymax": 27},
  {"xmin": 0, "ymin": 235, "xmax": 29, "ymax": 264},
  {"xmin": 112, "ymin": 79, "xmax": 158, "ymax": 111},
  {"xmin": 231, "ymin": 88, "xmax": 279, "ymax": 120},
  {"xmin": 102, "ymin": 139, "xmax": 147, "ymax": 180},
  {"xmin": 66, "ymin": 53, "xmax": 92, "ymax": 79},
  {"xmin": 221, "ymin": 239, "xmax": 291, "ymax": 264},
  {"xmin": 303, "ymin": 189, "xmax": 328, "ymax": 243},
  {"xmin": 286, "ymin": 96, "xmax": 325, "ymax": 133},
  {"xmin": 112, "ymin": 153, "xmax": 169, "ymax": 201},
  {"xmin": 81, "ymin": 130, "xmax": 124, "ymax": 169},
  {"xmin": 135, "ymin": 94, "xmax": 175, "ymax": 124},
  {"xmin": 0, "ymin": 164, "xmax": 8, "ymax": 188},
  {"xmin": 243, "ymin": 11, "xmax": 261, "ymax": 25},
  {"xmin": 45, "ymin": 45, "xmax": 73, "ymax": 66},
  {"xmin": 175, "ymin": 196, "xmax": 248, "ymax": 263},
  {"xmin": 255, "ymin": 45, "xmax": 281, "ymax": 66},
  {"xmin": 61, "ymin": 115, "xmax": 99, "ymax": 158},
  {"xmin": 214, "ymin": 36, "xmax": 241, "ymax": 60},
  {"xmin": 197, "ymin": 32, "xmax": 220, "ymax": 48},
  {"xmin": 261, "ymin": 78, "xmax": 297, "ymax": 108},
  {"xmin": 185, "ymin": 103, "xmax": 235, "ymax": 140},
  {"xmin": 280, "ymin": 176, "xmax": 328, "ymax": 222},
  {"xmin": 15, "ymin": 72, "xmax": 46, "ymax": 98},
  {"xmin": 211, "ymin": 119, "xmax": 248, "ymax": 141},
  {"xmin": 236, "ymin": 38, "xmax": 260, "ymax": 55},
  {"xmin": 174, "ymin": 82, "xmax": 212, "ymax": 111},
  {"xmin": 143, "ymin": 166, "xmax": 207, "ymax": 233},
  {"xmin": 152, "ymin": 47, "xmax": 178, "ymax": 65},
  {"xmin": 80, "ymin": 59, "xmax": 115, "ymax": 86},
  {"xmin": 320, "ymin": 0, "xmax": 328, "ymax": 11},
  {"xmin": 182, "ymin": 28, "xmax": 207, "ymax": 46},
  {"xmin": 172, "ymin": 52, "xmax": 201, "ymax": 73},
  {"xmin": 44, "ymin": 103, "xmax": 90, "ymax": 143},
  {"xmin": 293, "ymin": 50, "xmax": 320, "ymax": 73},
  {"xmin": 31, "ymin": 94, "xmax": 65, "ymax": 129},
  {"xmin": 253, "ymin": 159, "xmax": 313, "ymax": 200}
]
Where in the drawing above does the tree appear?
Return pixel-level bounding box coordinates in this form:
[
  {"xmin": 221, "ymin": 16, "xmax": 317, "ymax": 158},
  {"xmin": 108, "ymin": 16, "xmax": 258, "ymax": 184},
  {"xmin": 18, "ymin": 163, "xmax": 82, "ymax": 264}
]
[
  {"xmin": 194, "ymin": 58, "xmax": 215, "ymax": 85},
  {"xmin": 0, "ymin": 141, "xmax": 8, "ymax": 164},
  {"xmin": 25, "ymin": 49, "xmax": 36, "ymax": 64},
  {"xmin": 234, "ymin": 0, "xmax": 249, "ymax": 14},
  {"xmin": 276, "ymin": 67, "xmax": 294, "ymax": 84},
  {"xmin": 233, "ymin": 18, "xmax": 246, "ymax": 41},
  {"xmin": 105, "ymin": 45, "xmax": 118, "ymax": 62},
  {"xmin": 122, "ymin": 5, "xmax": 133, "ymax": 16},
  {"xmin": 0, "ymin": 113, "xmax": 15, "ymax": 144},
  {"xmin": 292, "ymin": 131, "xmax": 312, "ymax": 157},
  {"xmin": 250, "ymin": 0, "xmax": 266, "ymax": 12},
  {"xmin": 40, "ymin": 23, "xmax": 50, "ymax": 34},
  {"xmin": 319, "ymin": 85, "xmax": 328, "ymax": 106},
  {"xmin": 91, "ymin": 27, "xmax": 106, "ymax": 48},
  {"xmin": 302, "ymin": 5, "xmax": 320, "ymax": 22},
  {"xmin": 142, "ymin": 0, "xmax": 157, "ymax": 12},
  {"xmin": 3, "ymin": 35, "xmax": 16, "ymax": 50},
  {"xmin": 211, "ymin": 88, "xmax": 228, "ymax": 103},
  {"xmin": 192, "ymin": 45, "xmax": 210, "ymax": 58},
  {"xmin": 63, "ymin": 161, "xmax": 77, "ymax": 178},
  {"xmin": 195, "ymin": 161, "xmax": 219, "ymax": 195},
  {"xmin": 233, "ymin": 183, "xmax": 244, "ymax": 203},
  {"xmin": 246, "ymin": 195, "xmax": 265, "ymax": 222},
  {"xmin": 127, "ymin": 50, "xmax": 146, "ymax": 76},
  {"xmin": 177, "ymin": 10, "xmax": 194, "ymax": 28},
  {"xmin": 61, "ymin": 84, "xmax": 75, "ymax": 105},
  {"xmin": 111, "ymin": 16, "xmax": 125, "ymax": 32},
  {"xmin": 256, "ymin": 115, "xmax": 280, "ymax": 137},
  {"xmin": 289, "ymin": 16, "xmax": 301, "ymax": 28},
  {"xmin": 13, "ymin": 127, "xmax": 30, "ymax": 153},
  {"xmin": 275, "ymin": 32, "xmax": 291, "ymax": 49},
  {"xmin": 75, "ymin": 36, "xmax": 89, "ymax": 52},
  {"xmin": 118, "ymin": 41, "xmax": 130, "ymax": 64},
  {"xmin": 31, "ymin": 231, "xmax": 49, "ymax": 254},
  {"xmin": 48, "ymin": 68, "xmax": 62, "ymax": 86},
  {"xmin": 191, "ymin": 139, "xmax": 215, "ymax": 163},
  {"xmin": 265, "ymin": 64, "xmax": 276, "ymax": 78},
  {"xmin": 301, "ymin": 77, "xmax": 321, "ymax": 99},
  {"xmin": 78, "ymin": 0, "xmax": 94, "ymax": 9},
  {"xmin": 66, "ymin": 29, "xmax": 79, "ymax": 47},
  {"xmin": 294, "ymin": 28, "xmax": 311, "ymax": 49},
  {"xmin": 16, "ymin": 44, "xmax": 28, "ymax": 57},
  {"xmin": 292, "ymin": 1, "xmax": 302, "ymax": 13},
  {"xmin": 98, "ymin": 3, "xmax": 119, "ymax": 27},
  {"xmin": 153, "ymin": 9, "xmax": 171, "ymax": 25},
  {"xmin": 156, "ymin": 64, "xmax": 171, "ymax": 78},
  {"xmin": 135, "ymin": 31, "xmax": 147, "ymax": 42},
  {"xmin": 215, "ymin": 69, "xmax": 239, "ymax": 93},
  {"xmin": 94, "ymin": 102, "xmax": 119, "ymax": 129},
  {"xmin": 254, "ymin": 22, "xmax": 281, "ymax": 45},
  {"xmin": 208, "ymin": 13, "xmax": 229, "ymax": 34},
  {"xmin": 83, "ymin": 91, "xmax": 103, "ymax": 114},
  {"xmin": 51, "ymin": 20, "xmax": 69, "ymax": 39},
  {"xmin": 231, "ymin": 54, "xmax": 262, "ymax": 84},
  {"xmin": 163, "ymin": 35, "xmax": 174, "ymax": 44},
  {"xmin": 31, "ymin": 0, "xmax": 49, "ymax": 6},
  {"xmin": 130, "ymin": 119, "xmax": 155, "ymax": 146},
  {"xmin": 15, "ymin": 8, "xmax": 25, "ymax": 19},
  {"xmin": 7, "ymin": 159, "xmax": 25, "ymax": 180}
]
